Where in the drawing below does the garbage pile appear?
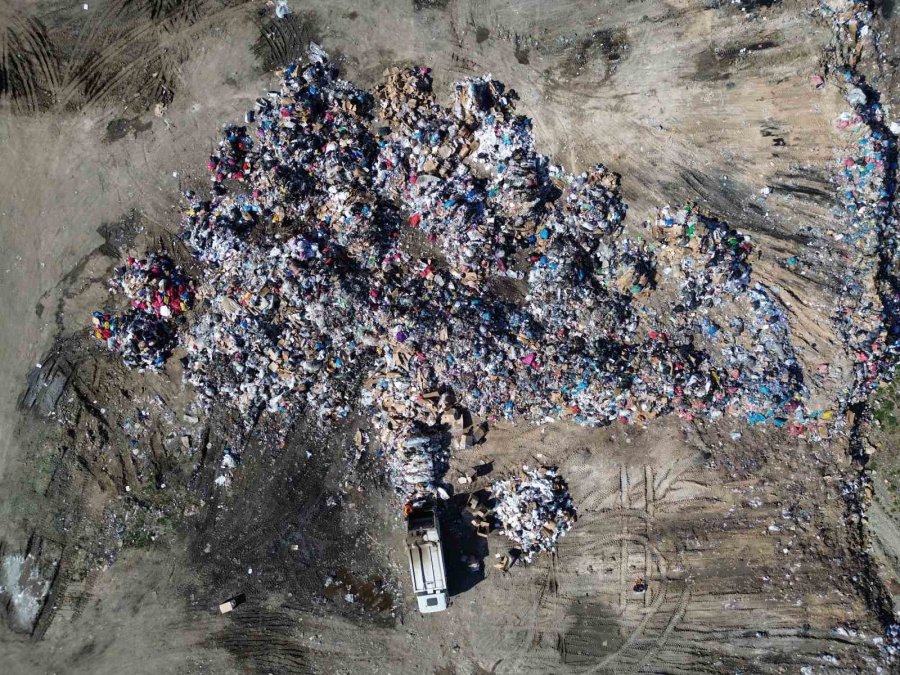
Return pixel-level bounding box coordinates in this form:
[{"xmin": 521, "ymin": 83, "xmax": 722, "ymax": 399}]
[
  {"xmin": 821, "ymin": 0, "xmax": 900, "ymax": 656},
  {"xmin": 92, "ymin": 254, "xmax": 194, "ymax": 369},
  {"xmin": 387, "ymin": 432, "xmax": 448, "ymax": 500},
  {"xmin": 651, "ymin": 205, "xmax": 753, "ymax": 307},
  {"xmin": 373, "ymin": 68, "xmax": 571, "ymax": 285},
  {"xmin": 831, "ymin": 89, "xmax": 899, "ymax": 410},
  {"xmin": 820, "ymin": 0, "xmax": 899, "ymax": 415},
  {"xmin": 364, "ymin": 372, "xmax": 454, "ymax": 501},
  {"xmin": 646, "ymin": 206, "xmax": 814, "ymax": 432},
  {"xmin": 174, "ymin": 55, "xmax": 664, "ymax": 462},
  {"xmin": 113, "ymin": 254, "xmax": 194, "ymax": 319},
  {"xmin": 91, "ymin": 45, "xmax": 861, "ymax": 500},
  {"xmin": 490, "ymin": 466, "xmax": 575, "ymax": 563}
]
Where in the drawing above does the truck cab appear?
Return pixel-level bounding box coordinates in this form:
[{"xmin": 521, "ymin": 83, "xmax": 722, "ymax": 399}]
[{"xmin": 406, "ymin": 506, "xmax": 449, "ymax": 613}]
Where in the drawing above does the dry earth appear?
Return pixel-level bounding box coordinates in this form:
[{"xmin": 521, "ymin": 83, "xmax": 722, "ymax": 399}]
[{"xmin": 0, "ymin": 0, "xmax": 898, "ymax": 673}]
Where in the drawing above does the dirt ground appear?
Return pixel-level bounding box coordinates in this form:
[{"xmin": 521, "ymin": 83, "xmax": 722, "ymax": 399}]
[{"xmin": 1, "ymin": 0, "xmax": 898, "ymax": 673}]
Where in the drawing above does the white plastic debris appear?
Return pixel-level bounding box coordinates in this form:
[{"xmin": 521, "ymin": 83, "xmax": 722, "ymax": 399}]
[
  {"xmin": 491, "ymin": 466, "xmax": 576, "ymax": 562},
  {"xmin": 275, "ymin": 1, "xmax": 291, "ymax": 18}
]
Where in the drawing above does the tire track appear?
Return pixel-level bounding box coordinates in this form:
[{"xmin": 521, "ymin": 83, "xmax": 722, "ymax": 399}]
[
  {"xmin": 87, "ymin": 2, "xmax": 250, "ymax": 106},
  {"xmin": 54, "ymin": 3, "xmax": 167, "ymax": 106},
  {"xmin": 0, "ymin": 0, "xmax": 205, "ymax": 112},
  {"xmin": 54, "ymin": 1, "xmax": 249, "ymax": 110},
  {"xmin": 546, "ymin": 463, "xmax": 697, "ymax": 673},
  {"xmin": 216, "ymin": 606, "xmax": 309, "ymax": 673},
  {"xmin": 253, "ymin": 11, "xmax": 318, "ymax": 72},
  {"xmin": 634, "ymin": 587, "xmax": 690, "ymax": 673},
  {"xmin": 56, "ymin": 11, "xmax": 180, "ymax": 107},
  {"xmin": 0, "ymin": 16, "xmax": 60, "ymax": 113},
  {"xmin": 60, "ymin": 0, "xmax": 134, "ymax": 88},
  {"xmin": 146, "ymin": 0, "xmax": 202, "ymax": 23},
  {"xmin": 15, "ymin": 17, "xmax": 60, "ymax": 92}
]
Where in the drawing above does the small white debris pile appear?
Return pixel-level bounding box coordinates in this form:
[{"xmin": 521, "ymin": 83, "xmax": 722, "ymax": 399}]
[
  {"xmin": 0, "ymin": 553, "xmax": 52, "ymax": 633},
  {"xmin": 491, "ymin": 465, "xmax": 576, "ymax": 562}
]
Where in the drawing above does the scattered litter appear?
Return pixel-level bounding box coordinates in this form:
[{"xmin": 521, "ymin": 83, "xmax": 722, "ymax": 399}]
[{"xmin": 218, "ymin": 593, "xmax": 245, "ymax": 614}]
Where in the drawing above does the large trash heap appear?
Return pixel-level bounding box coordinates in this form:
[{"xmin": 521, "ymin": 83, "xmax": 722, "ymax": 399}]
[{"xmin": 90, "ymin": 46, "xmax": 894, "ymax": 507}]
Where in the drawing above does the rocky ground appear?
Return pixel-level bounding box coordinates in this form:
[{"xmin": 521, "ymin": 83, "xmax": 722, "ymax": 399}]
[{"xmin": 0, "ymin": 1, "xmax": 898, "ymax": 673}]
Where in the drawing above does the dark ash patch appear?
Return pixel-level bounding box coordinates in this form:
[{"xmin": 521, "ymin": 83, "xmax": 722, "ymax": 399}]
[
  {"xmin": 412, "ymin": 0, "xmax": 449, "ymax": 10},
  {"xmin": 515, "ymin": 45, "xmax": 530, "ymax": 65},
  {"xmin": 556, "ymin": 28, "xmax": 629, "ymax": 81},
  {"xmin": 691, "ymin": 38, "xmax": 779, "ymax": 82},
  {"xmin": 103, "ymin": 117, "xmax": 152, "ymax": 143}
]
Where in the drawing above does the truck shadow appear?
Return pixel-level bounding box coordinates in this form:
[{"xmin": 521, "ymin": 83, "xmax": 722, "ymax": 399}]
[{"xmin": 439, "ymin": 490, "xmax": 491, "ymax": 597}]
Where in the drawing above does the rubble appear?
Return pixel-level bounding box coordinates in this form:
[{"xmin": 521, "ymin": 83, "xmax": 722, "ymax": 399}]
[{"xmin": 490, "ymin": 466, "xmax": 575, "ymax": 563}]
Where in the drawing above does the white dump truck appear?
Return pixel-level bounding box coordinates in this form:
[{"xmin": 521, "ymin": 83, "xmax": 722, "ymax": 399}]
[{"xmin": 406, "ymin": 506, "xmax": 449, "ymax": 613}]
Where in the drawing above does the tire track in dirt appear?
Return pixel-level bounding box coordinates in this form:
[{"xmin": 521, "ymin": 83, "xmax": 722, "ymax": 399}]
[
  {"xmin": 14, "ymin": 16, "xmax": 60, "ymax": 91},
  {"xmin": 0, "ymin": 15, "xmax": 61, "ymax": 113},
  {"xmin": 58, "ymin": 0, "xmax": 181, "ymax": 100},
  {"xmin": 59, "ymin": 0, "xmax": 136, "ymax": 90},
  {"xmin": 1, "ymin": 1, "xmax": 256, "ymax": 112},
  {"xmin": 56, "ymin": 1, "xmax": 229, "ymax": 109},
  {"xmin": 633, "ymin": 585, "xmax": 690, "ymax": 673},
  {"xmin": 146, "ymin": 0, "xmax": 203, "ymax": 23},
  {"xmin": 214, "ymin": 605, "xmax": 309, "ymax": 673},
  {"xmin": 252, "ymin": 11, "xmax": 319, "ymax": 73},
  {"xmin": 534, "ymin": 464, "xmax": 693, "ymax": 673}
]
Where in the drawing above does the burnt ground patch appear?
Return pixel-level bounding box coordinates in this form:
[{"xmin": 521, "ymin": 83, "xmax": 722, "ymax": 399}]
[
  {"xmin": 692, "ymin": 36, "xmax": 780, "ymax": 82},
  {"xmin": 191, "ymin": 415, "xmax": 401, "ymax": 671},
  {"xmin": 555, "ymin": 28, "xmax": 629, "ymax": 82},
  {"xmin": 187, "ymin": 416, "xmax": 397, "ymax": 615},
  {"xmin": 103, "ymin": 117, "xmax": 152, "ymax": 143}
]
